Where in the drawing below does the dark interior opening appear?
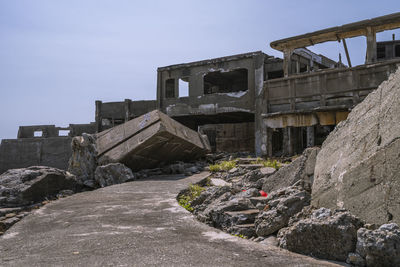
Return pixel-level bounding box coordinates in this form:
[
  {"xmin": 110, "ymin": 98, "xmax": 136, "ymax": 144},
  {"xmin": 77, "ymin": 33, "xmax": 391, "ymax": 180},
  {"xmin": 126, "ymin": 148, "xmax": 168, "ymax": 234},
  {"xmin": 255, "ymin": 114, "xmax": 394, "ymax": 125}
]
[
  {"xmin": 377, "ymin": 45, "xmax": 386, "ymax": 59},
  {"xmin": 204, "ymin": 68, "xmax": 248, "ymax": 94},
  {"xmin": 315, "ymin": 125, "xmax": 335, "ymax": 146},
  {"xmin": 172, "ymin": 112, "xmax": 254, "ymax": 131},
  {"xmin": 165, "ymin": 79, "xmax": 175, "ymax": 98},
  {"xmin": 300, "ymin": 63, "xmax": 308, "ymax": 73},
  {"xmin": 272, "ymin": 128, "xmax": 283, "ymax": 156},
  {"xmin": 267, "ymin": 70, "xmax": 284, "ymax": 80},
  {"xmin": 395, "ymin": 45, "xmax": 400, "ymax": 57}
]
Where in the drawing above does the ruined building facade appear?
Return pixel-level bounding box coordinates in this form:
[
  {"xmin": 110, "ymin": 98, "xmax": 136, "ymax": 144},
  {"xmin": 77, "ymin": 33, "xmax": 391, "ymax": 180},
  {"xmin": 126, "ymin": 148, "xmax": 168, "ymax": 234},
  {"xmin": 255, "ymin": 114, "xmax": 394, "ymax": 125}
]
[{"xmin": 1, "ymin": 12, "xmax": 400, "ymax": 174}]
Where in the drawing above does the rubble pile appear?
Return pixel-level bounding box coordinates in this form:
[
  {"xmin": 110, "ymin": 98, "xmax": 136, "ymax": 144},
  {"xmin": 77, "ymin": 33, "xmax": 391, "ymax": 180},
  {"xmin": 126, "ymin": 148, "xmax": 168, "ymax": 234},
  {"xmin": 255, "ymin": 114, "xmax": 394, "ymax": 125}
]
[
  {"xmin": 277, "ymin": 207, "xmax": 364, "ymax": 261},
  {"xmin": 347, "ymin": 223, "xmax": 400, "ymax": 266},
  {"xmin": 179, "ymin": 147, "xmax": 400, "ymax": 265}
]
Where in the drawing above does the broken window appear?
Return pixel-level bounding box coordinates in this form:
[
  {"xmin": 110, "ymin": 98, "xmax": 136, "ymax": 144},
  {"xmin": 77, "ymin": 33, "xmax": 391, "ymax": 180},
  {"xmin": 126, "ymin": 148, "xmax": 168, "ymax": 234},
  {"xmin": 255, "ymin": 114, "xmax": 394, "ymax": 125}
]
[
  {"xmin": 267, "ymin": 70, "xmax": 284, "ymax": 80},
  {"xmin": 377, "ymin": 45, "xmax": 386, "ymax": 59},
  {"xmin": 179, "ymin": 78, "xmax": 189, "ymax": 97},
  {"xmin": 204, "ymin": 68, "xmax": 248, "ymax": 94},
  {"xmin": 34, "ymin": 131, "xmax": 43, "ymax": 137},
  {"xmin": 165, "ymin": 79, "xmax": 175, "ymax": 98},
  {"xmin": 395, "ymin": 45, "xmax": 400, "ymax": 57},
  {"xmin": 59, "ymin": 130, "xmax": 70, "ymax": 136}
]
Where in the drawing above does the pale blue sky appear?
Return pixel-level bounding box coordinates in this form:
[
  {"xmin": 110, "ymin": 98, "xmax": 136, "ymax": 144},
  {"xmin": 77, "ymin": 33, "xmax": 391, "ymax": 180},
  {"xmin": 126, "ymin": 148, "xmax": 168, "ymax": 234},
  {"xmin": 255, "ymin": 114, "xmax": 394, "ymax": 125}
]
[{"xmin": 1, "ymin": 0, "xmax": 399, "ymax": 139}]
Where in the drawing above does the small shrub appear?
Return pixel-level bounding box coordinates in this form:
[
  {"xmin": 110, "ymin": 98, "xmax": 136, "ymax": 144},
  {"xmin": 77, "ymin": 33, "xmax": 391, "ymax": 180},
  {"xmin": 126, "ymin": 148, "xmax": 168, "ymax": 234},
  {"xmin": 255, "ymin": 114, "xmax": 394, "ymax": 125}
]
[
  {"xmin": 178, "ymin": 184, "xmax": 206, "ymax": 212},
  {"xmin": 251, "ymin": 158, "xmax": 282, "ymax": 170},
  {"xmin": 209, "ymin": 160, "xmax": 237, "ymax": 172}
]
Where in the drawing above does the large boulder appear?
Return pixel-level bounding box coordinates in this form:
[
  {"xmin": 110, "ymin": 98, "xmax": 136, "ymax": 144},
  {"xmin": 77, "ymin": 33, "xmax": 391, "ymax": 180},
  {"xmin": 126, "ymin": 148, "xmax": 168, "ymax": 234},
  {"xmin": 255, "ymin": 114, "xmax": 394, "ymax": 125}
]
[
  {"xmin": 312, "ymin": 68, "xmax": 400, "ymax": 225},
  {"xmin": 0, "ymin": 166, "xmax": 77, "ymax": 207},
  {"xmin": 348, "ymin": 223, "xmax": 400, "ymax": 267},
  {"xmin": 262, "ymin": 147, "xmax": 319, "ymax": 193},
  {"xmin": 68, "ymin": 134, "xmax": 97, "ymax": 188},
  {"xmin": 254, "ymin": 186, "xmax": 310, "ymax": 237},
  {"xmin": 277, "ymin": 208, "xmax": 364, "ymax": 261},
  {"xmin": 94, "ymin": 163, "xmax": 135, "ymax": 188}
]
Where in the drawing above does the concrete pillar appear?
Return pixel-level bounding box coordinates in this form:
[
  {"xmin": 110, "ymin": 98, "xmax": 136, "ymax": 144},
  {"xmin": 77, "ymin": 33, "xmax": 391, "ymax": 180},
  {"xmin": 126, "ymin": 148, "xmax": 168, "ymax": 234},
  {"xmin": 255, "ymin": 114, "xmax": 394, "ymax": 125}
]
[
  {"xmin": 95, "ymin": 100, "xmax": 102, "ymax": 133},
  {"xmin": 366, "ymin": 27, "xmax": 377, "ymax": 64},
  {"xmin": 266, "ymin": 127, "xmax": 273, "ymax": 157},
  {"xmin": 156, "ymin": 70, "xmax": 162, "ymax": 110},
  {"xmin": 124, "ymin": 99, "xmax": 132, "ymax": 122},
  {"xmin": 283, "ymin": 49, "xmax": 293, "ymax": 77},
  {"xmin": 306, "ymin": 126, "xmax": 315, "ymax": 147},
  {"xmin": 254, "ymin": 53, "xmax": 265, "ymax": 157}
]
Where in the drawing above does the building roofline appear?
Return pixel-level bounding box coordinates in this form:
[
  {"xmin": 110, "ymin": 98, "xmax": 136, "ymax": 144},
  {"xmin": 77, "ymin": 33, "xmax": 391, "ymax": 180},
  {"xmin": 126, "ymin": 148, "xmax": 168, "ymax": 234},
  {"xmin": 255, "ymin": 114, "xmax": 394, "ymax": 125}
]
[
  {"xmin": 270, "ymin": 12, "xmax": 400, "ymax": 51},
  {"xmin": 157, "ymin": 51, "xmax": 267, "ymax": 71}
]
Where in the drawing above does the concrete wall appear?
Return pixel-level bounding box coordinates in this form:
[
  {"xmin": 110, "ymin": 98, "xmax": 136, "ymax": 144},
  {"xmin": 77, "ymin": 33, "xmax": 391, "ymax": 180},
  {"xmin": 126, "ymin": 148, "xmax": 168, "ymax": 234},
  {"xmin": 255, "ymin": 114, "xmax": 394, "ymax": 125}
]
[
  {"xmin": 0, "ymin": 137, "xmax": 72, "ymax": 174},
  {"xmin": 256, "ymin": 59, "xmax": 400, "ymax": 157},
  {"xmin": 157, "ymin": 52, "xmax": 263, "ymax": 118},
  {"xmin": 95, "ymin": 99, "xmax": 157, "ymax": 132},
  {"xmin": 199, "ymin": 122, "xmax": 255, "ymax": 153}
]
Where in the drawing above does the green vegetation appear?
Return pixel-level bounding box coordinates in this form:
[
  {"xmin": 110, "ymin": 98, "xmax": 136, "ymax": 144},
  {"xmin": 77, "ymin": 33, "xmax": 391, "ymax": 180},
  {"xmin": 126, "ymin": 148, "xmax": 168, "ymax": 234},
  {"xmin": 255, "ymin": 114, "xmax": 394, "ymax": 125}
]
[
  {"xmin": 178, "ymin": 184, "xmax": 206, "ymax": 212},
  {"xmin": 232, "ymin": 233, "xmax": 247, "ymax": 239},
  {"xmin": 209, "ymin": 160, "xmax": 237, "ymax": 172},
  {"xmin": 251, "ymin": 158, "xmax": 282, "ymax": 170}
]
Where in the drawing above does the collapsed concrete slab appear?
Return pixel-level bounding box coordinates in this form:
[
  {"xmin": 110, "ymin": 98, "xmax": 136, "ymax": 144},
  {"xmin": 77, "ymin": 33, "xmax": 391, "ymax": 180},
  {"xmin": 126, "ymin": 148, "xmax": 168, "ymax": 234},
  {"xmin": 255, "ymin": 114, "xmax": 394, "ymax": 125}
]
[{"xmin": 96, "ymin": 110, "xmax": 210, "ymax": 171}]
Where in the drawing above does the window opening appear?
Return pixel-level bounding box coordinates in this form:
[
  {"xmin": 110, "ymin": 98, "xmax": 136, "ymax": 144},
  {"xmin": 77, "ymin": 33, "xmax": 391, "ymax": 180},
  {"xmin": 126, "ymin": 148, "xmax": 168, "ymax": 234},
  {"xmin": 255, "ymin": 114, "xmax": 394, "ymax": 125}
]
[
  {"xmin": 34, "ymin": 131, "xmax": 43, "ymax": 137},
  {"xmin": 204, "ymin": 68, "xmax": 248, "ymax": 94},
  {"xmin": 165, "ymin": 79, "xmax": 175, "ymax": 98},
  {"xmin": 179, "ymin": 78, "xmax": 189, "ymax": 97}
]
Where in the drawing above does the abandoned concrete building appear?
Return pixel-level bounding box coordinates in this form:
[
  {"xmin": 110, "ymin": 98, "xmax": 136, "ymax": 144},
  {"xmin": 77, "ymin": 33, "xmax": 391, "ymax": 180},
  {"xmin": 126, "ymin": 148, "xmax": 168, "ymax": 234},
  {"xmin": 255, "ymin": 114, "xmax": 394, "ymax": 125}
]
[{"xmin": 1, "ymin": 12, "xmax": 400, "ymax": 174}]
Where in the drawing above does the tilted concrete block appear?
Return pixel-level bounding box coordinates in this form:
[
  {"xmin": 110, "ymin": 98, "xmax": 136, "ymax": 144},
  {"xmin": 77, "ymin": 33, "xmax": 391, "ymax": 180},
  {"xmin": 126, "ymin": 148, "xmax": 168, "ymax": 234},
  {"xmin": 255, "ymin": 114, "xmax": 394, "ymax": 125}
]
[{"xmin": 96, "ymin": 110, "xmax": 210, "ymax": 171}]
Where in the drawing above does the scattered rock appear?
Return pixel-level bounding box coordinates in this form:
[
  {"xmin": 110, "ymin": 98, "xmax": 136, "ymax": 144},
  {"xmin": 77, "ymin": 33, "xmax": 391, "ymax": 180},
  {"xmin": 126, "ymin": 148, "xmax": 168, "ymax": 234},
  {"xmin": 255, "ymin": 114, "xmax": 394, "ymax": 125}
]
[
  {"xmin": 0, "ymin": 166, "xmax": 78, "ymax": 208},
  {"xmin": 260, "ymin": 236, "xmax": 278, "ymax": 247},
  {"xmin": 348, "ymin": 223, "xmax": 400, "ymax": 266},
  {"xmin": 210, "ymin": 178, "xmax": 231, "ymax": 187},
  {"xmin": 259, "ymin": 167, "xmax": 276, "ymax": 176},
  {"xmin": 68, "ymin": 133, "xmax": 97, "ymax": 188},
  {"xmin": 254, "ymin": 186, "xmax": 310, "ymax": 237},
  {"xmin": 312, "ymin": 68, "xmax": 400, "ymax": 225},
  {"xmin": 277, "ymin": 208, "xmax": 364, "ymax": 261},
  {"xmin": 191, "ymin": 186, "xmax": 232, "ymax": 213},
  {"xmin": 0, "ymin": 216, "xmax": 21, "ymax": 232},
  {"xmin": 262, "ymin": 147, "xmax": 319, "ymax": 193},
  {"xmin": 94, "ymin": 163, "xmax": 135, "ymax": 188}
]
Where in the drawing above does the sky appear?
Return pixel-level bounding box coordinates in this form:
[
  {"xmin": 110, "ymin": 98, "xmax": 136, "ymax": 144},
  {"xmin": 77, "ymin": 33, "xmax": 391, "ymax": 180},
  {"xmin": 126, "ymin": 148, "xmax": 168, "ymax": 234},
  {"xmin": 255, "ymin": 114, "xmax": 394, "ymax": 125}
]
[{"xmin": 1, "ymin": 0, "xmax": 399, "ymax": 140}]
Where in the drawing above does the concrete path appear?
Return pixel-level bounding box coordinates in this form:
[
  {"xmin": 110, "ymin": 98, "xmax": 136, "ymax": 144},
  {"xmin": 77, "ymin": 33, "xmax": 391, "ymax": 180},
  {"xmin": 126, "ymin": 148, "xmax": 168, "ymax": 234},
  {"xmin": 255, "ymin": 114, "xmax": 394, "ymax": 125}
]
[{"xmin": 0, "ymin": 172, "xmax": 342, "ymax": 266}]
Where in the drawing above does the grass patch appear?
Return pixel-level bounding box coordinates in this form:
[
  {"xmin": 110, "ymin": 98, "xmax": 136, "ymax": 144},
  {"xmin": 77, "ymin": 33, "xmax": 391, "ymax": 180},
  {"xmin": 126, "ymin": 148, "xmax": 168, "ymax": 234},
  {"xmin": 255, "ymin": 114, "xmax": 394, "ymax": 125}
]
[
  {"xmin": 250, "ymin": 158, "xmax": 282, "ymax": 170},
  {"xmin": 178, "ymin": 184, "xmax": 206, "ymax": 212},
  {"xmin": 209, "ymin": 160, "xmax": 237, "ymax": 172}
]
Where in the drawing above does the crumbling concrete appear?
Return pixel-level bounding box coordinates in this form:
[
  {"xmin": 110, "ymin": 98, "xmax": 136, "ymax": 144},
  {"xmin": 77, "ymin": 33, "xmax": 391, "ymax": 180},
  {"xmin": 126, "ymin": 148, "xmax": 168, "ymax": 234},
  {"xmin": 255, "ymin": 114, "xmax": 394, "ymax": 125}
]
[
  {"xmin": 312, "ymin": 67, "xmax": 400, "ymax": 225},
  {"xmin": 0, "ymin": 166, "xmax": 78, "ymax": 208},
  {"xmin": 96, "ymin": 110, "xmax": 211, "ymax": 171}
]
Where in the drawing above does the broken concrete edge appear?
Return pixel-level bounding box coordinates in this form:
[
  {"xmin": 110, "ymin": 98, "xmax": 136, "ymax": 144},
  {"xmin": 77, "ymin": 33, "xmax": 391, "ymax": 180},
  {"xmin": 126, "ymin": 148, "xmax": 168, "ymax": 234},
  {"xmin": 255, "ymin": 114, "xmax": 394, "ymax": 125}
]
[{"xmin": 95, "ymin": 110, "xmax": 211, "ymax": 171}]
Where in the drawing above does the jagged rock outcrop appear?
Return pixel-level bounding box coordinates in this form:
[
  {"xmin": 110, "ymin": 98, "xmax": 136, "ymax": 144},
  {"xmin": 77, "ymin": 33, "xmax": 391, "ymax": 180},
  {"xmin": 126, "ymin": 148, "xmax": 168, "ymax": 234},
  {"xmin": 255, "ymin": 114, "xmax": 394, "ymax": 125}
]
[
  {"xmin": 262, "ymin": 147, "xmax": 319, "ymax": 193},
  {"xmin": 68, "ymin": 133, "xmax": 98, "ymax": 188},
  {"xmin": 277, "ymin": 208, "xmax": 364, "ymax": 261},
  {"xmin": 347, "ymin": 223, "xmax": 400, "ymax": 266},
  {"xmin": 312, "ymin": 68, "xmax": 400, "ymax": 225},
  {"xmin": 254, "ymin": 186, "xmax": 310, "ymax": 237},
  {"xmin": 94, "ymin": 163, "xmax": 135, "ymax": 187},
  {"xmin": 0, "ymin": 166, "xmax": 77, "ymax": 207}
]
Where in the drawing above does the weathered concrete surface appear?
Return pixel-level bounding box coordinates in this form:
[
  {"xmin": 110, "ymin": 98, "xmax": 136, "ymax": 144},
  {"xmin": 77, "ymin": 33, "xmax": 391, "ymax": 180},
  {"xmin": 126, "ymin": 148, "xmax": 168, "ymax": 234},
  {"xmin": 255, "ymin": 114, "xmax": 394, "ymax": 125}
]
[
  {"xmin": 262, "ymin": 147, "xmax": 319, "ymax": 193},
  {"xmin": 312, "ymin": 67, "xmax": 400, "ymax": 225},
  {"xmin": 68, "ymin": 134, "xmax": 98, "ymax": 188},
  {"xmin": 0, "ymin": 172, "xmax": 340, "ymax": 266},
  {"xmin": 0, "ymin": 166, "xmax": 77, "ymax": 208},
  {"xmin": 96, "ymin": 110, "xmax": 210, "ymax": 171},
  {"xmin": 0, "ymin": 137, "xmax": 72, "ymax": 175}
]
